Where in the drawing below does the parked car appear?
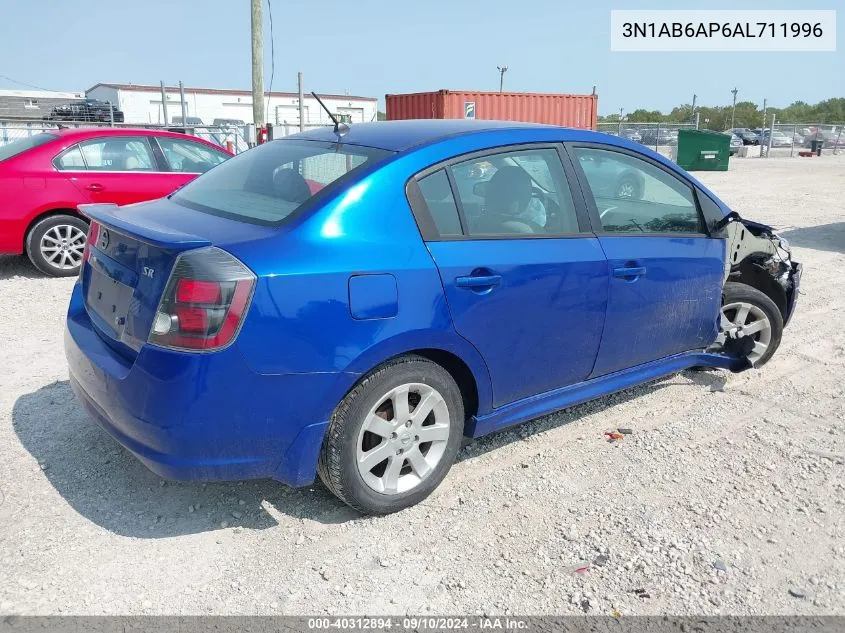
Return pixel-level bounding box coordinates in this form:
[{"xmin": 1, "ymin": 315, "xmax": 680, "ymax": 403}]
[
  {"xmin": 724, "ymin": 132, "xmax": 743, "ymax": 155},
  {"xmin": 65, "ymin": 120, "xmax": 801, "ymax": 515},
  {"xmin": 0, "ymin": 128, "xmax": 231, "ymax": 276},
  {"xmin": 619, "ymin": 128, "xmax": 643, "ymax": 143},
  {"xmin": 45, "ymin": 99, "xmax": 125, "ymax": 123},
  {"xmin": 639, "ymin": 128, "xmax": 678, "ymax": 146},
  {"xmin": 172, "ymin": 116, "xmax": 204, "ymax": 126},
  {"xmin": 752, "ymin": 129, "xmax": 792, "ymax": 148},
  {"xmin": 726, "ymin": 128, "xmax": 759, "ymax": 145}
]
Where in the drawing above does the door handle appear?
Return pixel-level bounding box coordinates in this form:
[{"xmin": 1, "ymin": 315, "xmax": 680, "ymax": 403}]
[
  {"xmin": 85, "ymin": 183, "xmax": 104, "ymax": 192},
  {"xmin": 613, "ymin": 266, "xmax": 647, "ymax": 279},
  {"xmin": 455, "ymin": 274, "xmax": 502, "ymax": 289}
]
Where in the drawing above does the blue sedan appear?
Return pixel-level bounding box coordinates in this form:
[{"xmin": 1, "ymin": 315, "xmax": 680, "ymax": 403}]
[{"xmin": 65, "ymin": 120, "xmax": 801, "ymax": 514}]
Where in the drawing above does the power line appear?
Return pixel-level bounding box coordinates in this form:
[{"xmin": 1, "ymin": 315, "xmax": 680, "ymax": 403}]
[
  {"xmin": 0, "ymin": 74, "xmax": 56, "ymax": 92},
  {"xmin": 265, "ymin": 0, "xmax": 275, "ymax": 120}
]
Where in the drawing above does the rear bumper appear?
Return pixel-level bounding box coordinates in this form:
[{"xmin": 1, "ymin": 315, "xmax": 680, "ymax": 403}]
[{"xmin": 64, "ymin": 283, "xmax": 336, "ymax": 487}]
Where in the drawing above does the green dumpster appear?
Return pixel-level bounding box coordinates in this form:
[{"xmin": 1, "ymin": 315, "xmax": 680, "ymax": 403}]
[{"xmin": 675, "ymin": 129, "xmax": 730, "ymax": 171}]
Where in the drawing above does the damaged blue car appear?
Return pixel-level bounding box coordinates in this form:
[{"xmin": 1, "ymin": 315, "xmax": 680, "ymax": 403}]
[{"xmin": 65, "ymin": 120, "xmax": 801, "ymax": 514}]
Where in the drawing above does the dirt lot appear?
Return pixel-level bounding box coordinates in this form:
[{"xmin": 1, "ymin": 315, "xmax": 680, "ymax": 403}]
[{"xmin": 0, "ymin": 155, "xmax": 843, "ymax": 616}]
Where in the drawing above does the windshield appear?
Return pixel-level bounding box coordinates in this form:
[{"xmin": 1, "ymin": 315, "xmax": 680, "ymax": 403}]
[
  {"xmin": 173, "ymin": 139, "xmax": 392, "ymax": 225},
  {"xmin": 0, "ymin": 133, "xmax": 57, "ymax": 162}
]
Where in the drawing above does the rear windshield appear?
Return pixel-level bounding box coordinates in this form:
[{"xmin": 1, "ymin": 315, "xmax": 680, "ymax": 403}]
[
  {"xmin": 173, "ymin": 139, "xmax": 391, "ymax": 225},
  {"xmin": 0, "ymin": 133, "xmax": 57, "ymax": 162}
]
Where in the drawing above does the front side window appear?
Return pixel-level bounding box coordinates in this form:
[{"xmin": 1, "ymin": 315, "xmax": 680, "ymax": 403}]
[
  {"xmin": 156, "ymin": 137, "xmax": 229, "ymax": 173},
  {"xmin": 173, "ymin": 139, "xmax": 391, "ymax": 225},
  {"xmin": 574, "ymin": 147, "xmax": 701, "ymax": 234},
  {"xmin": 79, "ymin": 137, "xmax": 156, "ymax": 171},
  {"xmin": 449, "ymin": 147, "xmax": 581, "ymax": 236}
]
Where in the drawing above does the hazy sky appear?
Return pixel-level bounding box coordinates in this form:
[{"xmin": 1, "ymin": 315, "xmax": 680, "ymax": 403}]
[{"xmin": 1, "ymin": 0, "xmax": 841, "ymax": 114}]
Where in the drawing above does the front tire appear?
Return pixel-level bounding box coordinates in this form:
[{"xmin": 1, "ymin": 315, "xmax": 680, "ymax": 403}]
[
  {"xmin": 717, "ymin": 282, "xmax": 784, "ymax": 367},
  {"xmin": 317, "ymin": 355, "xmax": 464, "ymax": 515},
  {"xmin": 26, "ymin": 214, "xmax": 88, "ymax": 277}
]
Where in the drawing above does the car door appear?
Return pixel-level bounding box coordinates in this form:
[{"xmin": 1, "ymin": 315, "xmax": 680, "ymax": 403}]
[
  {"xmin": 407, "ymin": 144, "xmax": 610, "ymax": 409},
  {"xmin": 567, "ymin": 143, "xmax": 724, "ymax": 377},
  {"xmin": 59, "ymin": 136, "xmax": 166, "ymax": 206},
  {"xmin": 148, "ymin": 135, "xmax": 230, "ymax": 195}
]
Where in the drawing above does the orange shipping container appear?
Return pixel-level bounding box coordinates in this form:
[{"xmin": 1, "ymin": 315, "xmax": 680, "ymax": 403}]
[{"xmin": 385, "ymin": 90, "xmax": 597, "ymax": 130}]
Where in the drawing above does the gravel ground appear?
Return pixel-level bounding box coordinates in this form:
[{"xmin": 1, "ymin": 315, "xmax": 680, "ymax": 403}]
[{"xmin": 0, "ymin": 155, "xmax": 843, "ymax": 616}]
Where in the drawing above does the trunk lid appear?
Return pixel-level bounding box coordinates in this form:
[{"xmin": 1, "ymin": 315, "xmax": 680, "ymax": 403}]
[{"xmin": 79, "ymin": 199, "xmax": 275, "ymax": 360}]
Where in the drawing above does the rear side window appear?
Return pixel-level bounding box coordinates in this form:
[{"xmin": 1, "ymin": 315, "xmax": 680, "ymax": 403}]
[
  {"xmin": 79, "ymin": 137, "xmax": 156, "ymax": 172},
  {"xmin": 573, "ymin": 147, "xmax": 702, "ymax": 234},
  {"xmin": 0, "ymin": 133, "xmax": 57, "ymax": 162},
  {"xmin": 55, "ymin": 145, "xmax": 86, "ymax": 169},
  {"xmin": 417, "ymin": 170, "xmax": 462, "ymax": 237},
  {"xmin": 173, "ymin": 140, "xmax": 391, "ymax": 225}
]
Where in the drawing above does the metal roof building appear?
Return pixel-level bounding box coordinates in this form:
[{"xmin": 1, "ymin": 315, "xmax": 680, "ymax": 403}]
[
  {"xmin": 0, "ymin": 89, "xmax": 85, "ymax": 120},
  {"xmin": 86, "ymin": 83, "xmax": 379, "ymax": 127}
]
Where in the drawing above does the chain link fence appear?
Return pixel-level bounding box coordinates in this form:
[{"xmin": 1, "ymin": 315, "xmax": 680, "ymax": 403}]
[
  {"xmin": 763, "ymin": 123, "xmax": 845, "ymax": 157},
  {"xmin": 0, "ymin": 119, "xmax": 251, "ymax": 154},
  {"xmin": 597, "ymin": 119, "xmax": 844, "ymax": 159},
  {"xmin": 597, "ymin": 121, "xmax": 697, "ymax": 156}
]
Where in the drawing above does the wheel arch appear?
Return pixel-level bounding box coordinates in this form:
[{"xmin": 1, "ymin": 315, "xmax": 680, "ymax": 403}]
[
  {"xmin": 276, "ymin": 335, "xmax": 492, "ymax": 488},
  {"xmin": 23, "ymin": 208, "xmax": 88, "ymax": 252},
  {"xmin": 730, "ymin": 259, "xmax": 788, "ymax": 321},
  {"xmin": 337, "ymin": 332, "xmax": 493, "ymax": 423}
]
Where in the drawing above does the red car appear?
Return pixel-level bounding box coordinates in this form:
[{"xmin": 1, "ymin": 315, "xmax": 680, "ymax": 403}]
[{"xmin": 0, "ymin": 128, "xmax": 231, "ymax": 276}]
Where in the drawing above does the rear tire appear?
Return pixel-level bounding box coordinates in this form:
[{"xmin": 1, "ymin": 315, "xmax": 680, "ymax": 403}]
[
  {"xmin": 317, "ymin": 355, "xmax": 464, "ymax": 515},
  {"xmin": 25, "ymin": 214, "xmax": 88, "ymax": 277}
]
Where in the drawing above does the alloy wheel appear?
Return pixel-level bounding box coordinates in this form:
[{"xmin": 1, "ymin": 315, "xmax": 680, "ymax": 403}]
[
  {"xmin": 40, "ymin": 224, "xmax": 86, "ymax": 270},
  {"xmin": 356, "ymin": 382, "xmax": 450, "ymax": 495},
  {"xmin": 716, "ymin": 301, "xmax": 773, "ymax": 364}
]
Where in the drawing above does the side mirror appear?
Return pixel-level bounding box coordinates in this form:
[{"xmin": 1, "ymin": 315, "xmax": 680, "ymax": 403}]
[{"xmin": 473, "ymin": 181, "xmax": 489, "ymax": 198}]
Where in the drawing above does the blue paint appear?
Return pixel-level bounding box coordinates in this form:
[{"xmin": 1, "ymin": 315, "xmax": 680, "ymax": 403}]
[
  {"xmin": 348, "ymin": 274, "xmax": 398, "ymax": 320},
  {"xmin": 66, "ymin": 121, "xmax": 789, "ymax": 488}
]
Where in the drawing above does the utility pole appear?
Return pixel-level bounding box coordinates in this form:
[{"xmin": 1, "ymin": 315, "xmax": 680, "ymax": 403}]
[
  {"xmin": 179, "ymin": 80, "xmax": 187, "ymax": 126},
  {"xmin": 760, "ymin": 98, "xmax": 767, "ymax": 157},
  {"xmin": 160, "ymin": 81, "xmax": 169, "ymax": 126},
  {"xmin": 730, "ymin": 87, "xmax": 738, "ymax": 130},
  {"xmin": 298, "ymin": 71, "xmax": 304, "ymax": 132},
  {"xmin": 497, "ymin": 65, "xmax": 508, "ymax": 93},
  {"xmin": 618, "ymin": 108, "xmax": 624, "ymax": 135},
  {"xmin": 690, "ymin": 94, "xmax": 697, "ymax": 121},
  {"xmin": 251, "ymin": 0, "xmax": 265, "ymax": 128}
]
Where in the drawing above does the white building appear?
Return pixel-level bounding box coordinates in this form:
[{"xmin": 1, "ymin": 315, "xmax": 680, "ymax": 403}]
[{"xmin": 86, "ymin": 83, "xmax": 378, "ymax": 127}]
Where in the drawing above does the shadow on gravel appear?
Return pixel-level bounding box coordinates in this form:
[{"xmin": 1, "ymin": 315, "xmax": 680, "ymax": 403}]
[
  {"xmin": 780, "ymin": 222, "xmax": 845, "ymax": 254},
  {"xmin": 0, "ymin": 255, "xmax": 44, "ymax": 280},
  {"xmin": 12, "ymin": 381, "xmax": 361, "ymax": 538},
  {"xmin": 14, "ymin": 370, "xmax": 730, "ymax": 535}
]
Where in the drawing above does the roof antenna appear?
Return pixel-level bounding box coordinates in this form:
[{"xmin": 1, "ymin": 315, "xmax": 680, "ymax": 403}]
[{"xmin": 311, "ymin": 91, "xmax": 349, "ymax": 135}]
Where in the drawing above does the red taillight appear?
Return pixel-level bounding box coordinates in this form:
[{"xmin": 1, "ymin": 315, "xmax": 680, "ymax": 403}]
[
  {"xmin": 176, "ymin": 279, "xmax": 222, "ymax": 304},
  {"xmin": 82, "ymin": 222, "xmax": 99, "ymax": 265},
  {"xmin": 149, "ymin": 247, "xmax": 255, "ymax": 352}
]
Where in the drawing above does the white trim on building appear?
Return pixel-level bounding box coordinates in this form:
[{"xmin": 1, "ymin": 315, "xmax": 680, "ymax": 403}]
[{"xmin": 86, "ymin": 83, "xmax": 378, "ymax": 126}]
